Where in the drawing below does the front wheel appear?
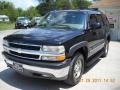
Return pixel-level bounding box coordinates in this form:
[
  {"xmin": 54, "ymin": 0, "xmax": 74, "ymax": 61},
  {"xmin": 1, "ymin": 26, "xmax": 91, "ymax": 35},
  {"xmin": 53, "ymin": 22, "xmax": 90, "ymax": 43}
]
[{"xmin": 64, "ymin": 53, "xmax": 84, "ymax": 86}]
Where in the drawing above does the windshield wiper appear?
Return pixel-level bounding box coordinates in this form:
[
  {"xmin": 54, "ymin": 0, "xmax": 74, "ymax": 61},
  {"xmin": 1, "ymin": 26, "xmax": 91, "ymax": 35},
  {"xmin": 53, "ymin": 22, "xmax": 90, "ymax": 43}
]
[{"xmin": 52, "ymin": 24, "xmax": 73, "ymax": 29}]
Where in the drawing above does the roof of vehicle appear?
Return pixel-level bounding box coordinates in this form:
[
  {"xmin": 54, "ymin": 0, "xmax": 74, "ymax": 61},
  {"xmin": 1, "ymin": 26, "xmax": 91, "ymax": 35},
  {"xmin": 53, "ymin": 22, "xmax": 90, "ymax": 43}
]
[
  {"xmin": 52, "ymin": 9, "xmax": 102, "ymax": 15},
  {"xmin": 17, "ymin": 17, "xmax": 30, "ymax": 21},
  {"xmin": 17, "ymin": 17, "xmax": 29, "ymax": 19}
]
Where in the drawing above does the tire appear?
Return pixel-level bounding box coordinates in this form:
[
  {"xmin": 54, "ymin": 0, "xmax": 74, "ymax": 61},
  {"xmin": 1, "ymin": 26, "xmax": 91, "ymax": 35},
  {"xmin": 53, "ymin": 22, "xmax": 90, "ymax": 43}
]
[
  {"xmin": 64, "ymin": 53, "xmax": 84, "ymax": 86},
  {"xmin": 101, "ymin": 40, "xmax": 109, "ymax": 58},
  {"xmin": 15, "ymin": 26, "xmax": 18, "ymax": 29}
]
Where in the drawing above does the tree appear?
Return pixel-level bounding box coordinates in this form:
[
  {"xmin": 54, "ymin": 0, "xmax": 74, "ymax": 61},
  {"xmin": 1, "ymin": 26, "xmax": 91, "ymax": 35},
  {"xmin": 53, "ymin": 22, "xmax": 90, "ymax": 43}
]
[
  {"xmin": 25, "ymin": 7, "xmax": 39, "ymax": 19},
  {"xmin": 0, "ymin": 1, "xmax": 40, "ymax": 22},
  {"xmin": 36, "ymin": 1, "xmax": 52, "ymax": 16},
  {"xmin": 36, "ymin": 0, "xmax": 71, "ymax": 15},
  {"xmin": 72, "ymin": 0, "xmax": 92, "ymax": 9},
  {"xmin": 0, "ymin": 1, "xmax": 17, "ymax": 21},
  {"xmin": 0, "ymin": 1, "xmax": 14, "ymax": 10},
  {"xmin": 55, "ymin": 0, "xmax": 71, "ymax": 10},
  {"xmin": 36, "ymin": 0, "xmax": 92, "ymax": 15}
]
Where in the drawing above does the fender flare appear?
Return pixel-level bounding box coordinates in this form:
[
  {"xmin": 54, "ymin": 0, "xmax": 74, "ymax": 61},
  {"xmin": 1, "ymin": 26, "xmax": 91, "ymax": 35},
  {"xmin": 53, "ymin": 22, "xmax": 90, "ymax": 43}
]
[{"xmin": 68, "ymin": 41, "xmax": 89, "ymax": 57}]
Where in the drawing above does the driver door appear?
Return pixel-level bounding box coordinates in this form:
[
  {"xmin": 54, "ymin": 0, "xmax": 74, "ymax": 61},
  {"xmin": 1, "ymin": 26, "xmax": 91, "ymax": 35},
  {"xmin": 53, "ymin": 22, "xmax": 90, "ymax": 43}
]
[{"xmin": 85, "ymin": 14, "xmax": 101, "ymax": 57}]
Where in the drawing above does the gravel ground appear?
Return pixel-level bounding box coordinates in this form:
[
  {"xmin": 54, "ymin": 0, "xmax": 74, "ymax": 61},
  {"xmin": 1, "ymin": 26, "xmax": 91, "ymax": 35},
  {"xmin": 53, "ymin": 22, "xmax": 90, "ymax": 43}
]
[{"xmin": 0, "ymin": 30, "xmax": 120, "ymax": 90}]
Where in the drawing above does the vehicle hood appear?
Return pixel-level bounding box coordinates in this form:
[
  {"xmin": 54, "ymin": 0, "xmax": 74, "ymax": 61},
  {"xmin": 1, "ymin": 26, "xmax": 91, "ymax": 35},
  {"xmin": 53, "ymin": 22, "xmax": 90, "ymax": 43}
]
[{"xmin": 4, "ymin": 28, "xmax": 84, "ymax": 45}]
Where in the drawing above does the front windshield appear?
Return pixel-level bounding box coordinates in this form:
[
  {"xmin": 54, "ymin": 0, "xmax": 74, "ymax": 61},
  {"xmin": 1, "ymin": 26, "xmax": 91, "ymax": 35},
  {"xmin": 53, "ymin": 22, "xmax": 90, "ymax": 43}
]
[{"xmin": 39, "ymin": 11, "xmax": 86, "ymax": 30}]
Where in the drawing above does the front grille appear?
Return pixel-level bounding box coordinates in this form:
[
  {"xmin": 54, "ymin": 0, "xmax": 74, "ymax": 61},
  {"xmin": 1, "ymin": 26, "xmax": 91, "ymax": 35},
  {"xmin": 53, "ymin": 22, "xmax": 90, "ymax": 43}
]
[
  {"xmin": 9, "ymin": 50, "xmax": 39, "ymax": 59},
  {"xmin": 16, "ymin": 23, "xmax": 22, "ymax": 26},
  {"xmin": 9, "ymin": 42, "xmax": 40, "ymax": 51},
  {"xmin": 6, "ymin": 42, "xmax": 41, "ymax": 60}
]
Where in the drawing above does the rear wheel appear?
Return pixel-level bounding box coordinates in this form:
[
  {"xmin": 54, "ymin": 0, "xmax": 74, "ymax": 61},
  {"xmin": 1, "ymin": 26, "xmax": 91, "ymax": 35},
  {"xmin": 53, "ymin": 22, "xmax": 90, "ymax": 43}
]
[
  {"xmin": 64, "ymin": 53, "xmax": 84, "ymax": 86},
  {"xmin": 101, "ymin": 40, "xmax": 109, "ymax": 58}
]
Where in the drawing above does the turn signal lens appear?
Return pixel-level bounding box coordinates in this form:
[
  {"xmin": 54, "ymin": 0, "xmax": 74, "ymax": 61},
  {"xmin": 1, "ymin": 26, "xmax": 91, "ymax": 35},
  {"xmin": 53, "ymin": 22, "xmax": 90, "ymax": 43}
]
[
  {"xmin": 42, "ymin": 55, "xmax": 65, "ymax": 61},
  {"xmin": 56, "ymin": 55, "xmax": 65, "ymax": 61}
]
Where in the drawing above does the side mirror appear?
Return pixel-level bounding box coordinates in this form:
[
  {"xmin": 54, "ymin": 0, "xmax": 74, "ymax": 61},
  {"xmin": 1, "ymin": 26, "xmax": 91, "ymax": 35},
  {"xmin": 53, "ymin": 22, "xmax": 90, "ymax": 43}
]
[{"xmin": 90, "ymin": 22, "xmax": 102, "ymax": 29}]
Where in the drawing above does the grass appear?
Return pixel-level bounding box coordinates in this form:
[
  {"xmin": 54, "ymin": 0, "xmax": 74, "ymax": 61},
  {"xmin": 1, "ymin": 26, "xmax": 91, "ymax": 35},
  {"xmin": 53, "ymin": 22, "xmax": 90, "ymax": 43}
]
[{"xmin": 0, "ymin": 22, "xmax": 15, "ymax": 31}]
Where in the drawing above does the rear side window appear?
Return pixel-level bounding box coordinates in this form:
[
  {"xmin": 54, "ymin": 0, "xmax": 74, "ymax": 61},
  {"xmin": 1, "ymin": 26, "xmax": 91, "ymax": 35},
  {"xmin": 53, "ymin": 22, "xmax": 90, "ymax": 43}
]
[
  {"xmin": 102, "ymin": 14, "xmax": 109, "ymax": 26},
  {"xmin": 89, "ymin": 14, "xmax": 97, "ymax": 26}
]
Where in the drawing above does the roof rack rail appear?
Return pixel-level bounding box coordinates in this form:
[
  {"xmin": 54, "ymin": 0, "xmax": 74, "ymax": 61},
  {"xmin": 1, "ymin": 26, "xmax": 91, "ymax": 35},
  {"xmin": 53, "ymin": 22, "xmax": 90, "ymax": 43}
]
[
  {"xmin": 78, "ymin": 8, "xmax": 99, "ymax": 11},
  {"xmin": 88, "ymin": 8, "xmax": 99, "ymax": 11}
]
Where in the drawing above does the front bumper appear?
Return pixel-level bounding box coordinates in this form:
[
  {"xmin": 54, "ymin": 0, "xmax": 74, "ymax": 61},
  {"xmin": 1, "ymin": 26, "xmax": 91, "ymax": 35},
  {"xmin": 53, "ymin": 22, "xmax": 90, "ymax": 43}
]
[
  {"xmin": 15, "ymin": 23, "xmax": 30, "ymax": 28},
  {"xmin": 2, "ymin": 52, "xmax": 71, "ymax": 80}
]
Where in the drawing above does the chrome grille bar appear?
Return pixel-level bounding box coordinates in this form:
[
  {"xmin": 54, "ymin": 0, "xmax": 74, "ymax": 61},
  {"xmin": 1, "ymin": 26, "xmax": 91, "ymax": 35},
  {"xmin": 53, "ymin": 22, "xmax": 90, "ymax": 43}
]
[
  {"xmin": 3, "ymin": 46, "xmax": 64, "ymax": 57},
  {"xmin": 8, "ymin": 52, "xmax": 40, "ymax": 60},
  {"xmin": 9, "ymin": 42, "xmax": 41, "ymax": 47}
]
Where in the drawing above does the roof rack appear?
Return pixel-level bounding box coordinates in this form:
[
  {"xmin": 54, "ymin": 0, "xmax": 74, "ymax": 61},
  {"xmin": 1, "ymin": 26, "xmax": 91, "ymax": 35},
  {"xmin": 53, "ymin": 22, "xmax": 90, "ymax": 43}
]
[
  {"xmin": 88, "ymin": 8, "xmax": 99, "ymax": 11},
  {"xmin": 78, "ymin": 8, "xmax": 99, "ymax": 11}
]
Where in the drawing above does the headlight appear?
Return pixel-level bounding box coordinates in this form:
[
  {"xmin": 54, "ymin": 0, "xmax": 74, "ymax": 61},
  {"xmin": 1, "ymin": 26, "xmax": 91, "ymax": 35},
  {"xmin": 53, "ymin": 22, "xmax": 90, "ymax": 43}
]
[
  {"xmin": 23, "ymin": 24, "xmax": 27, "ymax": 26},
  {"xmin": 42, "ymin": 46, "xmax": 65, "ymax": 61},
  {"xmin": 42, "ymin": 46, "xmax": 65, "ymax": 54},
  {"xmin": 3, "ymin": 40, "xmax": 9, "ymax": 46}
]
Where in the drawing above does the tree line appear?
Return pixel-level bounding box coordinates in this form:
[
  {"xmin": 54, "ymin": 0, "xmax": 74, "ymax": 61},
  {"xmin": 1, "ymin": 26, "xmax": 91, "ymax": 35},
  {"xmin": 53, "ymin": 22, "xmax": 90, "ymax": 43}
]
[
  {"xmin": 0, "ymin": 0, "xmax": 92, "ymax": 22},
  {"xmin": 37, "ymin": 0, "xmax": 92, "ymax": 15},
  {"xmin": 0, "ymin": 1, "xmax": 39, "ymax": 22}
]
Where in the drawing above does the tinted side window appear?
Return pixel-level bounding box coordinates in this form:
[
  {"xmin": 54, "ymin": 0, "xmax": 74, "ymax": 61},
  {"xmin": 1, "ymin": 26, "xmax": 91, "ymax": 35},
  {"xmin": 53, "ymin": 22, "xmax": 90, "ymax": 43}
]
[
  {"xmin": 96, "ymin": 14, "xmax": 104, "ymax": 26},
  {"xmin": 102, "ymin": 14, "xmax": 109, "ymax": 26},
  {"xmin": 89, "ymin": 14, "xmax": 97, "ymax": 26}
]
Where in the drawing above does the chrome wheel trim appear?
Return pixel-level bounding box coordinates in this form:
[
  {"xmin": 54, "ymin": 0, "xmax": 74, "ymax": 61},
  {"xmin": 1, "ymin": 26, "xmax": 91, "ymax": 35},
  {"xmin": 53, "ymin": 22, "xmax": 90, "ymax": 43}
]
[{"xmin": 73, "ymin": 56, "xmax": 82, "ymax": 79}]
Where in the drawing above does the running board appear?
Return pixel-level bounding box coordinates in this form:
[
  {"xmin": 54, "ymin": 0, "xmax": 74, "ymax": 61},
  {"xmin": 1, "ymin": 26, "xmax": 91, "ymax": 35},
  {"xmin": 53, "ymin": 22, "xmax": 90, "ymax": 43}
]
[{"xmin": 86, "ymin": 50, "xmax": 104, "ymax": 67}]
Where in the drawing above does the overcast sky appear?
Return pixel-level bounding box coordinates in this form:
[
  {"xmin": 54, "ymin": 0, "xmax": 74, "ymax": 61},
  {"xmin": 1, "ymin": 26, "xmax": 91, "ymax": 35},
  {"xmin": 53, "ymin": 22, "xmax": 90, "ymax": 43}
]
[{"xmin": 2, "ymin": 0, "xmax": 92, "ymax": 10}]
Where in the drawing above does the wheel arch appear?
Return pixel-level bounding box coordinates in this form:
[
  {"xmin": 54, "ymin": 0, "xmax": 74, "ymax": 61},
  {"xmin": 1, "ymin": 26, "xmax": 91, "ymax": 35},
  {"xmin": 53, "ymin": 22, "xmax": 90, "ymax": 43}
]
[{"xmin": 69, "ymin": 41, "xmax": 89, "ymax": 64}]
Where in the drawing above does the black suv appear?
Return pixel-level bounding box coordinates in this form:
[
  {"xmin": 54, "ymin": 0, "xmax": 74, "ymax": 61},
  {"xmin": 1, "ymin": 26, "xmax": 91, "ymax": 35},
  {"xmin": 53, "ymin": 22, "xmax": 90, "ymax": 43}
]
[{"xmin": 2, "ymin": 9, "xmax": 110, "ymax": 86}]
